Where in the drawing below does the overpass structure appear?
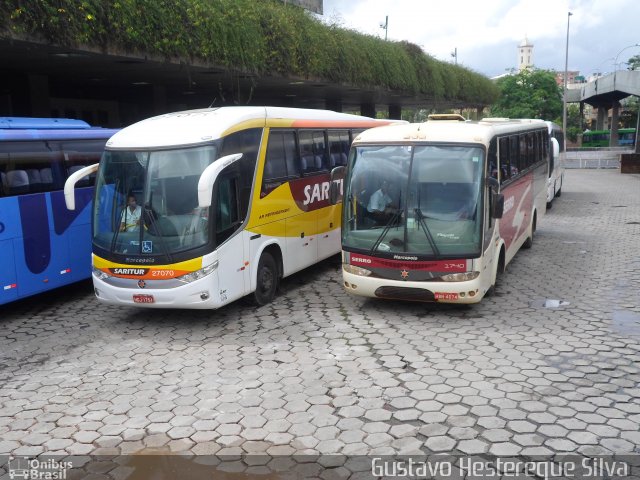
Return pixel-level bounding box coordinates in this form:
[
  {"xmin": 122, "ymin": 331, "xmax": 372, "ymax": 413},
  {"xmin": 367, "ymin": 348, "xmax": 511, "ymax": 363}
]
[
  {"xmin": 567, "ymin": 70, "xmax": 640, "ymax": 149},
  {"xmin": 0, "ymin": 0, "xmax": 497, "ymax": 128}
]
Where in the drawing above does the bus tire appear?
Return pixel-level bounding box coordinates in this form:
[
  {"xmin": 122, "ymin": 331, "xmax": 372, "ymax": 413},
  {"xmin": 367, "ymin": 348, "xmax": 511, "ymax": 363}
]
[
  {"xmin": 486, "ymin": 248, "xmax": 505, "ymax": 297},
  {"xmin": 546, "ymin": 200, "xmax": 553, "ymax": 210},
  {"xmin": 252, "ymin": 252, "xmax": 278, "ymax": 306},
  {"xmin": 523, "ymin": 211, "xmax": 536, "ymax": 249},
  {"xmin": 555, "ymin": 186, "xmax": 562, "ymax": 197}
]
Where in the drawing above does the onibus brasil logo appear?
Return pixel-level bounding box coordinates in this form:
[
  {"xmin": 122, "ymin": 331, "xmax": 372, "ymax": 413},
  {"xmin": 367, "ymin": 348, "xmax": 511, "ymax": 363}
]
[{"xmin": 7, "ymin": 457, "xmax": 72, "ymax": 480}]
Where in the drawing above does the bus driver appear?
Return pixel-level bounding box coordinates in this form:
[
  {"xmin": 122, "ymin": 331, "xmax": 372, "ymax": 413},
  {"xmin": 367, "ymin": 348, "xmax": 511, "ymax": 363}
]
[{"xmin": 119, "ymin": 194, "xmax": 142, "ymax": 232}]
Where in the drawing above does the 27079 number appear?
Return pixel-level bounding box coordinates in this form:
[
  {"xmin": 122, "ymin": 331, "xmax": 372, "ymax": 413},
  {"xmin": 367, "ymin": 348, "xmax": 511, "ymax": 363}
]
[{"xmin": 151, "ymin": 270, "xmax": 174, "ymax": 278}]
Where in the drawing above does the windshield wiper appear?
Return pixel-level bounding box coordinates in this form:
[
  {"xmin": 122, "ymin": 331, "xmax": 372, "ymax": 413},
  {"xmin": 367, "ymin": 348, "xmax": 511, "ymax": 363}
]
[
  {"xmin": 369, "ymin": 208, "xmax": 403, "ymax": 254},
  {"xmin": 143, "ymin": 202, "xmax": 173, "ymax": 264},
  {"xmin": 414, "ymin": 208, "xmax": 441, "ymax": 258}
]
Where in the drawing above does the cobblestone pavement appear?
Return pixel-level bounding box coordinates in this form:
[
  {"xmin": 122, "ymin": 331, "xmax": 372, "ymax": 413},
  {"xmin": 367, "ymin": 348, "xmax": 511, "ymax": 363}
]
[{"xmin": 1, "ymin": 170, "xmax": 639, "ymax": 463}]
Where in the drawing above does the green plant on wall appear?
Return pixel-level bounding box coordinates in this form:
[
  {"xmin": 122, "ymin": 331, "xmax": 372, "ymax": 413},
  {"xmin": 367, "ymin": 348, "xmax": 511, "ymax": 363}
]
[{"xmin": 3, "ymin": 0, "xmax": 499, "ymax": 106}]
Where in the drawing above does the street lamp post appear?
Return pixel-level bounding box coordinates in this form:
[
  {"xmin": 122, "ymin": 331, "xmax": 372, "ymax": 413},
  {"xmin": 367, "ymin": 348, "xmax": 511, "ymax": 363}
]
[
  {"xmin": 380, "ymin": 16, "xmax": 388, "ymax": 41},
  {"xmin": 613, "ymin": 43, "xmax": 640, "ymax": 71},
  {"xmin": 562, "ymin": 11, "xmax": 572, "ymax": 151}
]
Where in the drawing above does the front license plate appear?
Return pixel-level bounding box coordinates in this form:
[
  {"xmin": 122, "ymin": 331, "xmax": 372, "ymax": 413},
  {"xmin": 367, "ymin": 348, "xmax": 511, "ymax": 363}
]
[
  {"xmin": 133, "ymin": 294, "xmax": 155, "ymax": 304},
  {"xmin": 434, "ymin": 292, "xmax": 459, "ymax": 301}
]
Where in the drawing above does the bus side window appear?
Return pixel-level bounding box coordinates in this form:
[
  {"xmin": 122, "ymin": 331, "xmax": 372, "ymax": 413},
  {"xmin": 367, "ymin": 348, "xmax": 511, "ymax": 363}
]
[
  {"xmin": 519, "ymin": 135, "xmax": 527, "ymax": 172},
  {"xmin": 328, "ymin": 130, "xmax": 349, "ymax": 167},
  {"xmin": 61, "ymin": 139, "xmax": 106, "ymax": 188},
  {"xmin": 262, "ymin": 130, "xmax": 298, "ymax": 197},
  {"xmin": 509, "ymin": 136, "xmax": 519, "ymax": 177},
  {"xmin": 313, "ymin": 130, "xmax": 328, "ymax": 171},
  {"xmin": 298, "ymin": 130, "xmax": 327, "ymax": 175},
  {"xmin": 0, "ymin": 151, "xmax": 7, "ymax": 197},
  {"xmin": 488, "ymin": 138, "xmax": 498, "ymax": 179},
  {"xmin": 499, "ymin": 137, "xmax": 510, "ymax": 184},
  {"xmin": 220, "ymin": 128, "xmax": 261, "ymax": 222},
  {"xmin": 0, "ymin": 141, "xmax": 62, "ymax": 195},
  {"xmin": 216, "ymin": 175, "xmax": 240, "ymax": 245}
]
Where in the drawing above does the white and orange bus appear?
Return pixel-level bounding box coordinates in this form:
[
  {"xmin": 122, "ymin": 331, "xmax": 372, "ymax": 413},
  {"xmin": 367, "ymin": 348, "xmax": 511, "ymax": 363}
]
[
  {"xmin": 333, "ymin": 117, "xmax": 549, "ymax": 304},
  {"xmin": 64, "ymin": 107, "xmax": 397, "ymax": 308}
]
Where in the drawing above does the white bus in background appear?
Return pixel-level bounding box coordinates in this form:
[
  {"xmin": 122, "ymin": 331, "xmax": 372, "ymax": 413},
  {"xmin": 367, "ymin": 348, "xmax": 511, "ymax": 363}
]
[
  {"xmin": 64, "ymin": 107, "xmax": 399, "ymax": 309},
  {"xmin": 545, "ymin": 121, "xmax": 565, "ymax": 208},
  {"xmin": 331, "ymin": 118, "xmax": 549, "ymax": 304}
]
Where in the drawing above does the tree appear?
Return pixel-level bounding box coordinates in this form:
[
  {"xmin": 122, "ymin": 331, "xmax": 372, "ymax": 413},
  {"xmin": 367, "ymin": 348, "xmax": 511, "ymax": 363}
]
[
  {"xmin": 561, "ymin": 104, "xmax": 583, "ymax": 142},
  {"xmin": 490, "ymin": 69, "xmax": 563, "ymax": 120},
  {"xmin": 627, "ymin": 55, "xmax": 640, "ymax": 70}
]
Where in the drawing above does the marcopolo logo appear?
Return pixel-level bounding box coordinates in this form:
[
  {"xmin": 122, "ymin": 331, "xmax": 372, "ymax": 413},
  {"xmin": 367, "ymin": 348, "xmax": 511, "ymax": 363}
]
[
  {"xmin": 8, "ymin": 457, "xmax": 73, "ymax": 480},
  {"xmin": 109, "ymin": 268, "xmax": 149, "ymax": 276}
]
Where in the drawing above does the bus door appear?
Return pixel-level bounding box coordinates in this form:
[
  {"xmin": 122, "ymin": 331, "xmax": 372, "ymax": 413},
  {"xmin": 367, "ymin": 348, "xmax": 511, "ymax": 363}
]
[{"xmin": 213, "ymin": 164, "xmax": 247, "ymax": 304}]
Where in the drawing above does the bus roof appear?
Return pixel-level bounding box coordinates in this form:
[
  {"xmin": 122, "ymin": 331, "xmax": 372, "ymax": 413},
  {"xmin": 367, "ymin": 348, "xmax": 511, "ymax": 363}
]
[
  {"xmin": 0, "ymin": 117, "xmax": 91, "ymax": 130},
  {"xmin": 105, "ymin": 107, "xmax": 395, "ymax": 150},
  {"xmin": 354, "ymin": 118, "xmax": 548, "ymax": 146},
  {"xmin": 0, "ymin": 128, "xmax": 120, "ymax": 142}
]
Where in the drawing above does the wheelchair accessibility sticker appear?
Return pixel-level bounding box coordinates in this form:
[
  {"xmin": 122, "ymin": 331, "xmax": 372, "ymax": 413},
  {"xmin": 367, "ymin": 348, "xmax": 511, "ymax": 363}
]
[{"xmin": 142, "ymin": 241, "xmax": 153, "ymax": 254}]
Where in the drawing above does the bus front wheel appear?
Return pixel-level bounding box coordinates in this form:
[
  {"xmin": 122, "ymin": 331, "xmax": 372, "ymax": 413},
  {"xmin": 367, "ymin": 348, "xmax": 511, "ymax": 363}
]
[
  {"xmin": 522, "ymin": 213, "xmax": 536, "ymax": 249},
  {"xmin": 252, "ymin": 252, "xmax": 278, "ymax": 306}
]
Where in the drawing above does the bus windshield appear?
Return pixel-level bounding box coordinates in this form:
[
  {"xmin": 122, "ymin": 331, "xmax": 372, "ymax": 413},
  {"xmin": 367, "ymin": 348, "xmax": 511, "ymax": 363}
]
[
  {"xmin": 343, "ymin": 144, "xmax": 484, "ymax": 258},
  {"xmin": 93, "ymin": 144, "xmax": 220, "ymax": 258}
]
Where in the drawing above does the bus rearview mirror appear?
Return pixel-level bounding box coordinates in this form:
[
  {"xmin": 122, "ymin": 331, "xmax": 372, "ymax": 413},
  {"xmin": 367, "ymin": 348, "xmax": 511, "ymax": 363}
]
[
  {"xmin": 329, "ymin": 166, "xmax": 346, "ymax": 205},
  {"xmin": 198, "ymin": 153, "xmax": 243, "ymax": 208},
  {"xmin": 486, "ymin": 176, "xmax": 500, "ymax": 191},
  {"xmin": 64, "ymin": 163, "xmax": 100, "ymax": 210},
  {"xmin": 550, "ymin": 137, "xmax": 560, "ymax": 160},
  {"xmin": 492, "ymin": 193, "xmax": 504, "ymax": 219}
]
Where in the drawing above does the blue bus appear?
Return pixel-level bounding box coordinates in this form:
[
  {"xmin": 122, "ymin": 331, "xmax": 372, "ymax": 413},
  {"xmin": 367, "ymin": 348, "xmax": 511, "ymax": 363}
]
[{"xmin": 0, "ymin": 118, "xmax": 119, "ymax": 305}]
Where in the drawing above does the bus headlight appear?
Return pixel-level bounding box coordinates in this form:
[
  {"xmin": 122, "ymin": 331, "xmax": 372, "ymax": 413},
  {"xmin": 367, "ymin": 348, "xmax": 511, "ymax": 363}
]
[
  {"xmin": 176, "ymin": 261, "xmax": 219, "ymax": 284},
  {"xmin": 92, "ymin": 266, "xmax": 112, "ymax": 281},
  {"xmin": 343, "ymin": 264, "xmax": 372, "ymax": 277},
  {"xmin": 439, "ymin": 271, "xmax": 480, "ymax": 282}
]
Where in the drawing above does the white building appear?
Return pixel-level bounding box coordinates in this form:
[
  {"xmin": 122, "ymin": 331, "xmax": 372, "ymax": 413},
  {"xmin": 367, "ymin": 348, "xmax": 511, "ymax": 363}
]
[{"xmin": 518, "ymin": 36, "xmax": 533, "ymax": 72}]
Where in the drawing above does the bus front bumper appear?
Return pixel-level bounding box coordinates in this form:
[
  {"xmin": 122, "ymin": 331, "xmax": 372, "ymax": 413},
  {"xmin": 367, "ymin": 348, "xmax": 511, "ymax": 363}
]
[
  {"xmin": 92, "ymin": 273, "xmax": 223, "ymax": 309},
  {"xmin": 342, "ymin": 270, "xmax": 484, "ymax": 304}
]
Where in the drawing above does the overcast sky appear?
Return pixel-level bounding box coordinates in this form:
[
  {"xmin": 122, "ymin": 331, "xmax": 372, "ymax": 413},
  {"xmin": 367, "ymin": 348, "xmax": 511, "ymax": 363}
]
[{"xmin": 320, "ymin": 0, "xmax": 640, "ymax": 78}]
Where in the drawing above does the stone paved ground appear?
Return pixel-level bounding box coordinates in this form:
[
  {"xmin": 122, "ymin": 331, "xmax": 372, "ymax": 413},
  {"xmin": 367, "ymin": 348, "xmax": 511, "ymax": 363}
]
[{"xmin": 0, "ymin": 170, "xmax": 639, "ymax": 465}]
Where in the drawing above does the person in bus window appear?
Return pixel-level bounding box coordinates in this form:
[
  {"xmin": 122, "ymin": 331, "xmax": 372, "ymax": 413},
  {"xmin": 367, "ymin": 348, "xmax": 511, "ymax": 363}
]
[
  {"xmin": 368, "ymin": 180, "xmax": 393, "ymax": 214},
  {"xmin": 120, "ymin": 194, "xmax": 142, "ymax": 232}
]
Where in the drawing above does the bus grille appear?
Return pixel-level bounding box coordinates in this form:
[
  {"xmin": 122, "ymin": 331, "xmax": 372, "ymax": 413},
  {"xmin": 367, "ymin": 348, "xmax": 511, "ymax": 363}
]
[{"xmin": 374, "ymin": 286, "xmax": 435, "ymax": 302}]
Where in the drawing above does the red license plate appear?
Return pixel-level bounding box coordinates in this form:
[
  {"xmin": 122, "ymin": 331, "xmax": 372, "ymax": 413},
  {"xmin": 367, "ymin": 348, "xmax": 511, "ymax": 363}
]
[
  {"xmin": 434, "ymin": 292, "xmax": 459, "ymax": 301},
  {"xmin": 133, "ymin": 294, "xmax": 155, "ymax": 304}
]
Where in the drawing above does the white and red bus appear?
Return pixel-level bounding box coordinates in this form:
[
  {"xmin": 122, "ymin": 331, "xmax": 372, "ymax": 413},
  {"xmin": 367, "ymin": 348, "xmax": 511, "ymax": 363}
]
[{"xmin": 332, "ymin": 118, "xmax": 548, "ymax": 304}]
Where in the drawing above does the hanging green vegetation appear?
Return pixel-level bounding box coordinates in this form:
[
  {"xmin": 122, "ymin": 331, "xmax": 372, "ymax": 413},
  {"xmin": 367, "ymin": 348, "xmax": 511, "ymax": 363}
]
[{"xmin": 3, "ymin": 0, "xmax": 499, "ymax": 105}]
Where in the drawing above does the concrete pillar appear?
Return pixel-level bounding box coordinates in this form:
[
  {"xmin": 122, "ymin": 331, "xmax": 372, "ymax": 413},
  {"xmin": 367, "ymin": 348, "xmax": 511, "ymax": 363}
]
[
  {"xmin": 610, "ymin": 102, "xmax": 620, "ymax": 147},
  {"xmin": 360, "ymin": 103, "xmax": 376, "ymax": 118},
  {"xmin": 325, "ymin": 98, "xmax": 342, "ymax": 112},
  {"xmin": 28, "ymin": 74, "xmax": 50, "ymax": 117},
  {"xmin": 596, "ymin": 106, "xmax": 606, "ymax": 131},
  {"xmin": 388, "ymin": 104, "xmax": 401, "ymax": 120}
]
